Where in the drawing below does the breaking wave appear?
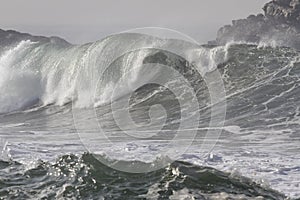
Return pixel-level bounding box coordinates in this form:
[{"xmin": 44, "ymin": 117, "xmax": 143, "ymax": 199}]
[{"xmin": 0, "ymin": 33, "xmax": 228, "ymax": 113}]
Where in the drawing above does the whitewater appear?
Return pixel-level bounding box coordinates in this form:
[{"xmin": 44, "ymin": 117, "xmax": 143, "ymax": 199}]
[{"xmin": 0, "ymin": 29, "xmax": 299, "ymax": 199}]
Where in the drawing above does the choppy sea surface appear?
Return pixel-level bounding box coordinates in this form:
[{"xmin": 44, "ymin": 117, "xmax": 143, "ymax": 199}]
[{"xmin": 0, "ymin": 32, "xmax": 299, "ymax": 199}]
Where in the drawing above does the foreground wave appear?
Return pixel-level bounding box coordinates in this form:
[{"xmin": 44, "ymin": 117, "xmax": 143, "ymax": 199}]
[{"xmin": 0, "ymin": 153, "xmax": 286, "ymax": 200}]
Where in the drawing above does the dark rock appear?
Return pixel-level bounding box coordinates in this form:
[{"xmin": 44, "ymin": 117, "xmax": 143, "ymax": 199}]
[
  {"xmin": 263, "ymin": 0, "xmax": 300, "ymax": 28},
  {"xmin": 212, "ymin": 0, "xmax": 300, "ymax": 50},
  {"xmin": 0, "ymin": 28, "xmax": 70, "ymax": 50}
]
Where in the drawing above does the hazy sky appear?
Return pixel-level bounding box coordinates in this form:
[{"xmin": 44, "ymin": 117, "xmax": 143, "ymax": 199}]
[{"xmin": 0, "ymin": 0, "xmax": 269, "ymax": 44}]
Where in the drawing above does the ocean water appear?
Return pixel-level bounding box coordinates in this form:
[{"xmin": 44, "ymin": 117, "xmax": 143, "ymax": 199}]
[{"xmin": 0, "ymin": 32, "xmax": 299, "ymax": 199}]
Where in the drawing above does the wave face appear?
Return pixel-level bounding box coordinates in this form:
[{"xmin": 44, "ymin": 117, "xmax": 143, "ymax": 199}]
[
  {"xmin": 0, "ymin": 32, "xmax": 227, "ymax": 113},
  {"xmin": 0, "ymin": 31, "xmax": 300, "ymax": 199}
]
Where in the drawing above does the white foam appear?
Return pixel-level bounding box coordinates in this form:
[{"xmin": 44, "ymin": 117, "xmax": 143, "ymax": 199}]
[
  {"xmin": 0, "ymin": 34, "xmax": 234, "ymax": 113},
  {"xmin": 0, "ymin": 40, "xmax": 42, "ymax": 113}
]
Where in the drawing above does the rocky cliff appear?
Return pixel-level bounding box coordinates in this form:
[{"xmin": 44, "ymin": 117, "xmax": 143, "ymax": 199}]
[
  {"xmin": 264, "ymin": 0, "xmax": 300, "ymax": 28},
  {"xmin": 211, "ymin": 0, "xmax": 300, "ymax": 50},
  {"xmin": 0, "ymin": 29, "xmax": 70, "ymax": 49}
]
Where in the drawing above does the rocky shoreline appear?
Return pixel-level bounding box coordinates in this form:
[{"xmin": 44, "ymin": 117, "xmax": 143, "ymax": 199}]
[{"xmin": 210, "ymin": 0, "xmax": 300, "ymax": 50}]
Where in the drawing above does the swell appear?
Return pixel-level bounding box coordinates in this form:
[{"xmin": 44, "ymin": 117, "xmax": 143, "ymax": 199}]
[{"xmin": 0, "ymin": 153, "xmax": 286, "ymax": 200}]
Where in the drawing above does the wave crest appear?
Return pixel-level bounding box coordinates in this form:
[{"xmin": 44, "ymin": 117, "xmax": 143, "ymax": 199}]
[{"xmin": 0, "ymin": 33, "xmax": 229, "ymax": 113}]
